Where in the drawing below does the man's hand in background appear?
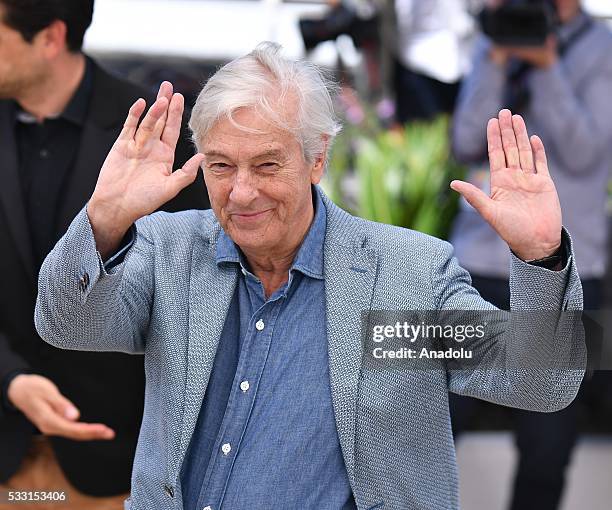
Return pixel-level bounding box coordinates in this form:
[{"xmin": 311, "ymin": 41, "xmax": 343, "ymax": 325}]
[
  {"xmin": 7, "ymin": 374, "xmax": 115, "ymax": 441},
  {"xmin": 490, "ymin": 36, "xmax": 558, "ymax": 69}
]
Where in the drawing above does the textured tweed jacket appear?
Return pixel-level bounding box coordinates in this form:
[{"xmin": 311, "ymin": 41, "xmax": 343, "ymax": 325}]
[{"xmin": 35, "ymin": 188, "xmax": 583, "ymax": 510}]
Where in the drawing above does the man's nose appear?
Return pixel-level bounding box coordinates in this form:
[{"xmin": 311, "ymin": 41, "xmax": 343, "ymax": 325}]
[{"xmin": 228, "ymin": 167, "xmax": 257, "ymax": 206}]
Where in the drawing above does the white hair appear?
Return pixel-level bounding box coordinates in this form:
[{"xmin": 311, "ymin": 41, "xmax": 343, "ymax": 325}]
[{"xmin": 189, "ymin": 42, "xmax": 342, "ymax": 164}]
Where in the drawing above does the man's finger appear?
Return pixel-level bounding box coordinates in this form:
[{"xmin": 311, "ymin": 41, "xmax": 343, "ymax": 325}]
[
  {"xmin": 450, "ymin": 180, "xmax": 495, "ymax": 223},
  {"xmin": 512, "ymin": 114, "xmax": 535, "ymax": 173},
  {"xmin": 152, "ymin": 81, "xmax": 174, "ymax": 139},
  {"xmin": 56, "ymin": 420, "xmax": 116, "ymax": 441},
  {"xmin": 487, "ymin": 118, "xmax": 506, "ymax": 172},
  {"xmin": 498, "ymin": 109, "xmax": 520, "ymax": 169},
  {"xmin": 157, "ymin": 81, "xmax": 173, "ymax": 102},
  {"xmin": 118, "ymin": 98, "xmax": 146, "ymax": 141},
  {"xmin": 134, "ymin": 96, "xmax": 169, "ymax": 148},
  {"xmin": 530, "ymin": 135, "xmax": 550, "ymax": 177},
  {"xmin": 161, "ymin": 93, "xmax": 185, "ymax": 149},
  {"xmin": 42, "ymin": 409, "xmax": 115, "ymax": 441},
  {"xmin": 47, "ymin": 390, "xmax": 80, "ymax": 421}
]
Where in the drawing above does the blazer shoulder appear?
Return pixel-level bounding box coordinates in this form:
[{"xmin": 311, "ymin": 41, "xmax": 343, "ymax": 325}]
[
  {"xmin": 592, "ymin": 19, "xmax": 612, "ymax": 43},
  {"xmin": 347, "ymin": 213, "xmax": 451, "ymax": 259},
  {"xmin": 322, "ymin": 193, "xmax": 451, "ymax": 269},
  {"xmin": 91, "ymin": 61, "xmax": 151, "ymax": 104},
  {"xmin": 87, "ymin": 59, "xmax": 153, "ymax": 130},
  {"xmin": 579, "ymin": 21, "xmax": 612, "ymax": 65}
]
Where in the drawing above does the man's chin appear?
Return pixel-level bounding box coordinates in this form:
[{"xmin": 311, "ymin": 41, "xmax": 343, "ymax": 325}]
[{"xmin": 227, "ymin": 226, "xmax": 270, "ymax": 250}]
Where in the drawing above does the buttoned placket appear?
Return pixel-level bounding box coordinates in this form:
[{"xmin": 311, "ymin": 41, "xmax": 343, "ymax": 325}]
[{"xmin": 195, "ymin": 270, "xmax": 293, "ymax": 510}]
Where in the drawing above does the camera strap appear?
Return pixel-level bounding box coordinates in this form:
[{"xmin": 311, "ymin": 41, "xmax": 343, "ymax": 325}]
[{"xmin": 558, "ymin": 16, "xmax": 594, "ymax": 55}]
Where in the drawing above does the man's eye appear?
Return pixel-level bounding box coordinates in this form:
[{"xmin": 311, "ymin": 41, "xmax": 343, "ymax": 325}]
[
  {"xmin": 259, "ymin": 162, "xmax": 278, "ymax": 169},
  {"xmin": 210, "ymin": 163, "xmax": 230, "ymax": 170}
]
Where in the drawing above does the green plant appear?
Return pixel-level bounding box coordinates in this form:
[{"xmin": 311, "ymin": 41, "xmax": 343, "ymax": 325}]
[{"xmin": 324, "ymin": 115, "xmax": 465, "ymax": 239}]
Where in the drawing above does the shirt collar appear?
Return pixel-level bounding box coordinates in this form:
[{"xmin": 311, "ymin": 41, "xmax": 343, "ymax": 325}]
[
  {"xmin": 14, "ymin": 55, "xmax": 93, "ymax": 126},
  {"xmin": 216, "ymin": 185, "xmax": 326, "ymax": 280}
]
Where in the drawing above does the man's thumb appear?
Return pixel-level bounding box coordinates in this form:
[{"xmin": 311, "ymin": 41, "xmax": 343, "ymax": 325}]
[
  {"xmin": 168, "ymin": 153, "xmax": 204, "ymax": 196},
  {"xmin": 450, "ymin": 180, "xmax": 493, "ymax": 221}
]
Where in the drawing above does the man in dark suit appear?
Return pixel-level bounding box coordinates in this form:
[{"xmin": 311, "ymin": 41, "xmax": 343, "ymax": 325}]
[{"xmin": 0, "ymin": 0, "xmax": 209, "ymax": 507}]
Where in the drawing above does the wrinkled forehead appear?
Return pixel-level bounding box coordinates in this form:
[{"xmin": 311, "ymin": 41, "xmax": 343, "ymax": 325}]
[{"xmin": 200, "ymin": 102, "xmax": 302, "ymax": 160}]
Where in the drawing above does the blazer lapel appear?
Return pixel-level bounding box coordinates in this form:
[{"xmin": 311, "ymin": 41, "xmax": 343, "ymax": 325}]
[
  {"xmin": 170, "ymin": 226, "xmax": 239, "ymax": 482},
  {"xmin": 0, "ymin": 103, "xmax": 35, "ymax": 282},
  {"xmin": 323, "ymin": 192, "xmax": 378, "ymax": 487},
  {"xmin": 55, "ymin": 123, "xmax": 117, "ymax": 233},
  {"xmin": 55, "ymin": 63, "xmax": 123, "ymax": 235}
]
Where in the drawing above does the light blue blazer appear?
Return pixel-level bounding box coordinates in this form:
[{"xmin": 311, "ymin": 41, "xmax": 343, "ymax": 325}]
[{"xmin": 35, "ymin": 188, "xmax": 584, "ymax": 510}]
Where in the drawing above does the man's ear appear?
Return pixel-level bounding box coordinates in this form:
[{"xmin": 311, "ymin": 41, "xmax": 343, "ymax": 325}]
[
  {"xmin": 36, "ymin": 19, "xmax": 68, "ymax": 59},
  {"xmin": 310, "ymin": 135, "xmax": 330, "ymax": 185}
]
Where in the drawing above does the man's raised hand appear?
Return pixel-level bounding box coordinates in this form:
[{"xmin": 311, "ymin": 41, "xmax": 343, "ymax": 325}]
[
  {"xmin": 450, "ymin": 109, "xmax": 562, "ymax": 262},
  {"xmin": 87, "ymin": 81, "xmax": 204, "ymax": 259}
]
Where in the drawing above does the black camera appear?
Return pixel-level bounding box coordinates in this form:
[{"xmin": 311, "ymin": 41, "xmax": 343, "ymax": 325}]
[
  {"xmin": 299, "ymin": 4, "xmax": 378, "ymax": 51},
  {"xmin": 480, "ymin": 0, "xmax": 558, "ymax": 46}
]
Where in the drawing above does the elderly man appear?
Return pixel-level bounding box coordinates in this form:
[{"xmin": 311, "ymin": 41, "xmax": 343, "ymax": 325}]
[{"xmin": 35, "ymin": 43, "xmax": 583, "ymax": 510}]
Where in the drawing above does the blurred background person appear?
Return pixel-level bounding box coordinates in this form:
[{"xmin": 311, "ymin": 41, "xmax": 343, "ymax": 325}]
[
  {"xmin": 299, "ymin": 0, "xmax": 384, "ymax": 109},
  {"xmin": 392, "ymin": 0, "xmax": 479, "ymax": 122},
  {"xmin": 0, "ymin": 0, "xmax": 208, "ymax": 508},
  {"xmin": 449, "ymin": 0, "xmax": 612, "ymax": 508}
]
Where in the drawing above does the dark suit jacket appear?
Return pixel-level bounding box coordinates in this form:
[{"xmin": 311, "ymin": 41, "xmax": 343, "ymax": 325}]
[{"xmin": 0, "ymin": 60, "xmax": 209, "ymax": 496}]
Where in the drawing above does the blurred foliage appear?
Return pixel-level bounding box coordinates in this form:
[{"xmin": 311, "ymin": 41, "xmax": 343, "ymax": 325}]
[{"xmin": 324, "ymin": 110, "xmax": 466, "ymax": 240}]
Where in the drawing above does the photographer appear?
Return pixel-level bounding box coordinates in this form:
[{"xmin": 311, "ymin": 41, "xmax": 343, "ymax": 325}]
[{"xmin": 450, "ymin": 1, "xmax": 612, "ymax": 508}]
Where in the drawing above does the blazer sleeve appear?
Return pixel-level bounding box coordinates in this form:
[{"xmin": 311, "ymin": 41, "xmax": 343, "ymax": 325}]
[
  {"xmin": 34, "ymin": 206, "xmax": 155, "ymax": 355},
  {"xmin": 0, "ymin": 333, "xmax": 30, "ymax": 384},
  {"xmin": 432, "ymin": 228, "xmax": 586, "ymax": 412},
  {"xmin": 0, "ymin": 332, "xmax": 31, "ymax": 417}
]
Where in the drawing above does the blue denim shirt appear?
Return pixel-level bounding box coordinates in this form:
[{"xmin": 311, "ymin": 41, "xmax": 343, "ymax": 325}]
[{"xmin": 180, "ymin": 188, "xmax": 356, "ymax": 510}]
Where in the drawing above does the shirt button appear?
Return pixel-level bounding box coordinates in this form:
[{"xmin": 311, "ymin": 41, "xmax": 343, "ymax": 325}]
[
  {"xmin": 240, "ymin": 380, "xmax": 250, "ymax": 392},
  {"xmin": 255, "ymin": 319, "xmax": 265, "ymax": 331},
  {"xmin": 221, "ymin": 442, "xmax": 232, "ymax": 455},
  {"xmin": 39, "ymin": 149, "xmax": 49, "ymax": 158},
  {"xmin": 203, "ymin": 506, "xmax": 212, "ymax": 510}
]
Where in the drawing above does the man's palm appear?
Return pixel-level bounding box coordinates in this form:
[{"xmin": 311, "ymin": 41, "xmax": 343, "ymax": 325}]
[
  {"xmin": 90, "ymin": 81, "xmax": 204, "ymax": 231},
  {"xmin": 451, "ymin": 110, "xmax": 562, "ymax": 261}
]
